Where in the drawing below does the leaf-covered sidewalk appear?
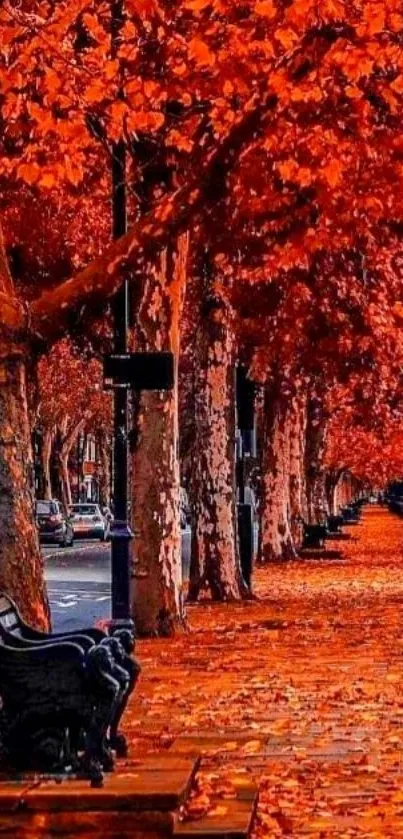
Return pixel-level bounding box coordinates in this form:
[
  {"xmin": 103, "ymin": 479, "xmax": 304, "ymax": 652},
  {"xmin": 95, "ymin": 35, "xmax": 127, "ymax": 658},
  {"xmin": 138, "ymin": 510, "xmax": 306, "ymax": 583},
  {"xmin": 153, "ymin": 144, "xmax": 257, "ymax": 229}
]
[{"xmin": 128, "ymin": 507, "xmax": 403, "ymax": 837}]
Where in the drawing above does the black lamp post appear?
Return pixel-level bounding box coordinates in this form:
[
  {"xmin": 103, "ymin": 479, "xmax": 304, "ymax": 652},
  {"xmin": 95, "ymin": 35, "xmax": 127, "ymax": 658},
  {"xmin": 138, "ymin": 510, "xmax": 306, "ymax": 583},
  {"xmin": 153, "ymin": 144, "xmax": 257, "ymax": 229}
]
[
  {"xmin": 110, "ymin": 139, "xmax": 133, "ymax": 621},
  {"xmin": 106, "ymin": 158, "xmax": 175, "ymax": 621},
  {"xmin": 108, "ymin": 0, "xmax": 132, "ymax": 623},
  {"xmin": 236, "ymin": 365, "xmax": 256, "ymax": 589},
  {"xmin": 106, "ymin": 0, "xmax": 175, "ymax": 625}
]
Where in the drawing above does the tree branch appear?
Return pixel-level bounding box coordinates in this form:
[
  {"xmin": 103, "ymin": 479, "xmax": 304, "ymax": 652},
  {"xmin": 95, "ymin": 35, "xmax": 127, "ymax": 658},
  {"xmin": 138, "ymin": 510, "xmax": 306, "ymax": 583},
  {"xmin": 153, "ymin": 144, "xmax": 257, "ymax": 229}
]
[
  {"xmin": 28, "ymin": 22, "xmax": 352, "ymax": 347},
  {"xmin": 29, "ymin": 89, "xmax": 277, "ymax": 345},
  {"xmin": 60, "ymin": 417, "xmax": 86, "ymax": 459}
]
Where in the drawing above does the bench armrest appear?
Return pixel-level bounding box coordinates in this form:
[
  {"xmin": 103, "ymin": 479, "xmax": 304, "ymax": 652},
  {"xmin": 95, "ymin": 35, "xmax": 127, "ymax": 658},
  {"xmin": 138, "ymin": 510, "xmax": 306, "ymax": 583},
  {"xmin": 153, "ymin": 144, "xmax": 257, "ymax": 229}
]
[
  {"xmin": 4, "ymin": 633, "xmax": 96, "ymax": 653},
  {"xmin": 19, "ymin": 624, "xmax": 107, "ymax": 644}
]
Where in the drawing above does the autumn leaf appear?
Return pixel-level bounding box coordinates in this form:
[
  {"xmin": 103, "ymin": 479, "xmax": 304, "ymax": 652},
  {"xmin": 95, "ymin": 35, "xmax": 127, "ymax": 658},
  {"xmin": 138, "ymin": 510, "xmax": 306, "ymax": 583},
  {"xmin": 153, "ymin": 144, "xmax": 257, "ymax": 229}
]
[
  {"xmin": 185, "ymin": 0, "xmax": 212, "ymax": 10},
  {"xmin": 255, "ymin": 0, "xmax": 276, "ymax": 18},
  {"xmin": 85, "ymin": 82, "xmax": 106, "ymax": 104},
  {"xmin": 361, "ymin": 4, "xmax": 385, "ymax": 35},
  {"xmin": 208, "ymin": 805, "xmax": 228, "ymax": 817},
  {"xmin": 391, "ymin": 75, "xmax": 403, "ymax": 95},
  {"xmin": 17, "ymin": 162, "xmax": 40, "ymax": 185},
  {"xmin": 185, "ymin": 793, "xmax": 211, "ymax": 819},
  {"xmin": 242, "ymin": 739, "xmax": 264, "ymax": 754},
  {"xmin": 322, "ymin": 159, "xmax": 343, "ymax": 187},
  {"xmin": 275, "ymin": 28, "xmax": 299, "ymax": 49},
  {"xmin": 39, "ymin": 172, "xmax": 56, "ymax": 189},
  {"xmin": 188, "ymin": 37, "xmax": 215, "ymax": 66},
  {"xmin": 392, "ymin": 302, "xmax": 403, "ymax": 325}
]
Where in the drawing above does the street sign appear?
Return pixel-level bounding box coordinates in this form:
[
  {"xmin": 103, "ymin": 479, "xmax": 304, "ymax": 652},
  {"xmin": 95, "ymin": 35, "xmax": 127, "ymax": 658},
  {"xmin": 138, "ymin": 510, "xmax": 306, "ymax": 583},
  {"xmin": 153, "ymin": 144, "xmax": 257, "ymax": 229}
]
[{"xmin": 104, "ymin": 352, "xmax": 174, "ymax": 390}]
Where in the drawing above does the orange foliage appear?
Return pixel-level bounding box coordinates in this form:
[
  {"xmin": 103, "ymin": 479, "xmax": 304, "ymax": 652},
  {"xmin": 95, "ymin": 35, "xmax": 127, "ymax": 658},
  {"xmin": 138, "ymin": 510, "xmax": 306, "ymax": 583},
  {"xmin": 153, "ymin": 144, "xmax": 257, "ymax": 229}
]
[
  {"xmin": 37, "ymin": 339, "xmax": 112, "ymax": 436},
  {"xmin": 1, "ymin": 0, "xmax": 402, "ymax": 493},
  {"xmin": 2, "ymin": 0, "xmax": 403, "ymax": 273}
]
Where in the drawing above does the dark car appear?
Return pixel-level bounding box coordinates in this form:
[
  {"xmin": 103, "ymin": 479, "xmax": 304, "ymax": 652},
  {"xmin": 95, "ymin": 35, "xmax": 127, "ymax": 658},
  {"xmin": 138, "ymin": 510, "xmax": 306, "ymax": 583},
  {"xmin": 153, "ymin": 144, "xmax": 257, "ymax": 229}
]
[
  {"xmin": 386, "ymin": 480, "xmax": 403, "ymax": 514},
  {"xmin": 36, "ymin": 499, "xmax": 74, "ymax": 547}
]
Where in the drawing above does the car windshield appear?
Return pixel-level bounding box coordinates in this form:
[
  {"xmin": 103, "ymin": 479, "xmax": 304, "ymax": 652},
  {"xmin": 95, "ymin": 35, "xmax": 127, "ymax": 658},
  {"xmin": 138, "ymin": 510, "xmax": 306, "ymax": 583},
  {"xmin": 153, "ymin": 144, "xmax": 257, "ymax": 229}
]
[
  {"xmin": 36, "ymin": 501, "xmax": 57, "ymax": 516},
  {"xmin": 70, "ymin": 505, "xmax": 99, "ymax": 516}
]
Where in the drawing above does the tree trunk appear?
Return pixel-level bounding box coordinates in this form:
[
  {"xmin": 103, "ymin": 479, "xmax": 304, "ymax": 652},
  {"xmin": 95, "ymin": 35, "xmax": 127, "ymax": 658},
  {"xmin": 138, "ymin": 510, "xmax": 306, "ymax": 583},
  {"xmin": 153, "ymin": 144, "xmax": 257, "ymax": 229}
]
[
  {"xmin": 0, "ymin": 358, "xmax": 50, "ymax": 628},
  {"xmin": 305, "ymin": 397, "xmax": 329, "ymax": 524},
  {"xmin": 57, "ymin": 419, "xmax": 85, "ymax": 510},
  {"xmin": 325, "ymin": 469, "xmax": 344, "ymax": 515},
  {"xmin": 59, "ymin": 454, "xmax": 72, "ymax": 509},
  {"xmin": 41, "ymin": 428, "xmax": 53, "ymax": 500},
  {"xmin": 336, "ymin": 472, "xmax": 353, "ymax": 509},
  {"xmin": 130, "ymin": 234, "xmax": 188, "ymax": 637},
  {"xmin": 97, "ymin": 430, "xmax": 111, "ymax": 507},
  {"xmin": 258, "ymin": 381, "xmax": 297, "ymax": 563},
  {"xmin": 188, "ymin": 293, "xmax": 248, "ymax": 601},
  {"xmin": 289, "ymin": 392, "xmax": 307, "ymax": 546},
  {"xmin": 0, "ymin": 226, "xmax": 49, "ymax": 628}
]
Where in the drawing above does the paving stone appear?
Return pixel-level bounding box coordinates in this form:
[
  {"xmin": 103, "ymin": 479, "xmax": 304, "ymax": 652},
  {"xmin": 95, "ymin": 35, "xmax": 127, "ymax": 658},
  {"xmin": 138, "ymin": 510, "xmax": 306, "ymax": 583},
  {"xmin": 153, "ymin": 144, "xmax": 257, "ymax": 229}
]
[
  {"xmin": 118, "ymin": 756, "xmax": 201, "ymax": 773},
  {"xmin": 173, "ymin": 794, "xmax": 258, "ymax": 839}
]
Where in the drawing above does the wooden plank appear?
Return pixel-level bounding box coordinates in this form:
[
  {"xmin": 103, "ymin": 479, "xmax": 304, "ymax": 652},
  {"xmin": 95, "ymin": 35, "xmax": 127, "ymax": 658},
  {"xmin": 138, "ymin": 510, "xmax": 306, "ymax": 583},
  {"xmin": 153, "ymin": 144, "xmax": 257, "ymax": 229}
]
[
  {"xmin": 0, "ymin": 782, "xmax": 32, "ymax": 811},
  {"xmin": 23, "ymin": 758, "xmax": 199, "ymax": 812},
  {"xmin": 0, "ymin": 810, "xmax": 173, "ymax": 838}
]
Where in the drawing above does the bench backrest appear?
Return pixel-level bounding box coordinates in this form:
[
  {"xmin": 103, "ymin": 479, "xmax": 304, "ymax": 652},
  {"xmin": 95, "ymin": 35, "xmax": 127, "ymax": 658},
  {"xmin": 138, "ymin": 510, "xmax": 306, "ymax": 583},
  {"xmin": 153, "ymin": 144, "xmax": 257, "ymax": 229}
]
[{"xmin": 0, "ymin": 595, "xmax": 20, "ymax": 634}]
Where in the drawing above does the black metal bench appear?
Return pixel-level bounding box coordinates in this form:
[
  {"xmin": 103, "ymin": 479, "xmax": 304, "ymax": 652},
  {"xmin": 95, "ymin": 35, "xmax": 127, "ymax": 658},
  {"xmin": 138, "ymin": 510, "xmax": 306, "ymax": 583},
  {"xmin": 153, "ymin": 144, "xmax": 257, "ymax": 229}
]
[
  {"xmin": 341, "ymin": 504, "xmax": 360, "ymax": 523},
  {"xmin": 350, "ymin": 499, "xmax": 364, "ymax": 513},
  {"xmin": 0, "ymin": 594, "xmax": 140, "ymax": 785},
  {"xmin": 327, "ymin": 515, "xmax": 344, "ymax": 534},
  {"xmin": 302, "ymin": 523, "xmax": 328, "ymax": 549}
]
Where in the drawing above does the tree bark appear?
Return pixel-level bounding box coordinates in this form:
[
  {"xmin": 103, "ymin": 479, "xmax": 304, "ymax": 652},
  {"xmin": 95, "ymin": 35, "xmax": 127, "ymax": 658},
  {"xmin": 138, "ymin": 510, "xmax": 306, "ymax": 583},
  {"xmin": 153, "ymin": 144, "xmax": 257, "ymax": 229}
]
[
  {"xmin": 289, "ymin": 392, "xmax": 307, "ymax": 546},
  {"xmin": 129, "ymin": 234, "xmax": 189, "ymax": 637},
  {"xmin": 258, "ymin": 381, "xmax": 297, "ymax": 563},
  {"xmin": 97, "ymin": 429, "xmax": 111, "ymax": 506},
  {"xmin": 305, "ymin": 397, "xmax": 329, "ymax": 524},
  {"xmin": 335, "ymin": 472, "xmax": 354, "ymax": 509},
  {"xmin": 0, "ymin": 229, "xmax": 50, "ymax": 628},
  {"xmin": 325, "ymin": 468, "xmax": 344, "ymax": 515},
  {"xmin": 59, "ymin": 453, "xmax": 72, "ymax": 509},
  {"xmin": 188, "ymin": 292, "xmax": 248, "ymax": 601},
  {"xmin": 41, "ymin": 428, "xmax": 53, "ymax": 500},
  {"xmin": 0, "ymin": 357, "xmax": 50, "ymax": 628},
  {"xmin": 56, "ymin": 419, "xmax": 85, "ymax": 510}
]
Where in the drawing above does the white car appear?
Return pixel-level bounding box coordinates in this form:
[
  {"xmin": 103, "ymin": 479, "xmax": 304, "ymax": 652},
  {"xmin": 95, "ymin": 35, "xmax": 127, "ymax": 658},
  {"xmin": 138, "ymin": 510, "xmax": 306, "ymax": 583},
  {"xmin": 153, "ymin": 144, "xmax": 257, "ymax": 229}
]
[{"xmin": 68, "ymin": 503, "xmax": 109, "ymax": 541}]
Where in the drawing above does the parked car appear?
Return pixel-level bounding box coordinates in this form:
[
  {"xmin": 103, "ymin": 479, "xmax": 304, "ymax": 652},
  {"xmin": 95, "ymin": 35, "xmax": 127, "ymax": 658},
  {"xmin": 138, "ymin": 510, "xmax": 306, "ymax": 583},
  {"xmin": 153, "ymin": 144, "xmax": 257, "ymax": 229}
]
[
  {"xmin": 68, "ymin": 503, "xmax": 110, "ymax": 541},
  {"xmin": 36, "ymin": 499, "xmax": 74, "ymax": 547}
]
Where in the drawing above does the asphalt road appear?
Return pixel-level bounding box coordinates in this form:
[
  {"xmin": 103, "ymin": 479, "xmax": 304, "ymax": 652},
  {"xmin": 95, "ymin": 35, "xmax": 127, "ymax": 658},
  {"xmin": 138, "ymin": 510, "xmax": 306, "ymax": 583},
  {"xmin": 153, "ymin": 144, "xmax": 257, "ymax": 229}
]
[
  {"xmin": 44, "ymin": 541, "xmax": 111, "ymax": 631},
  {"xmin": 43, "ymin": 528, "xmax": 192, "ymax": 632}
]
